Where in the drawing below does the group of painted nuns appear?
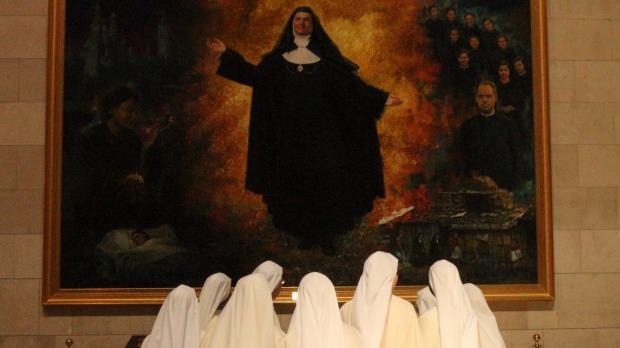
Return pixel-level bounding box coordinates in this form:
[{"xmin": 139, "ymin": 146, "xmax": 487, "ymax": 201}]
[{"xmin": 140, "ymin": 254, "xmax": 505, "ymax": 348}]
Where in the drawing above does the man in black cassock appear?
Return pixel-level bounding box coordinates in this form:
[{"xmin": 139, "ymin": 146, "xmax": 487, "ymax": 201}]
[
  {"xmin": 459, "ymin": 81, "xmax": 522, "ymax": 191},
  {"xmin": 208, "ymin": 6, "xmax": 402, "ymax": 254}
]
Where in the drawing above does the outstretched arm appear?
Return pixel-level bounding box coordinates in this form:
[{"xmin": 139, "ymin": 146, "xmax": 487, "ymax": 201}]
[{"xmin": 207, "ymin": 38, "xmax": 257, "ymax": 87}]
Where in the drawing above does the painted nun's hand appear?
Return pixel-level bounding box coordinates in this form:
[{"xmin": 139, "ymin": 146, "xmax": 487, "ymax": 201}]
[
  {"xmin": 386, "ymin": 94, "xmax": 403, "ymax": 106},
  {"xmin": 207, "ymin": 38, "xmax": 227, "ymax": 57}
]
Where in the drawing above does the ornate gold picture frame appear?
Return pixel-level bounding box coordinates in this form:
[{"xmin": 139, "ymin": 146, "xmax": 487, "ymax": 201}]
[{"xmin": 44, "ymin": 0, "xmax": 552, "ymax": 305}]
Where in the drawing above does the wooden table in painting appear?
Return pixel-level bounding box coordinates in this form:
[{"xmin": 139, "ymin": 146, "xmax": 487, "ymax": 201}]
[{"xmin": 428, "ymin": 204, "xmax": 530, "ymax": 270}]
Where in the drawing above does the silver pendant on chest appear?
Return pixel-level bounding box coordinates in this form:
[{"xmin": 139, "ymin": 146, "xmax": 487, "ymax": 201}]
[{"xmin": 297, "ymin": 64, "xmax": 304, "ymax": 72}]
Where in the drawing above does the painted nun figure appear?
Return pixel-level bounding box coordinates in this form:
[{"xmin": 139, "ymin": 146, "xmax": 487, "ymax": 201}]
[{"xmin": 208, "ymin": 6, "xmax": 402, "ymax": 255}]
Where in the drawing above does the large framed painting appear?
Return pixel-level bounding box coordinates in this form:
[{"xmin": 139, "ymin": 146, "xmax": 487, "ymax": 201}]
[{"xmin": 44, "ymin": 0, "xmax": 552, "ymax": 305}]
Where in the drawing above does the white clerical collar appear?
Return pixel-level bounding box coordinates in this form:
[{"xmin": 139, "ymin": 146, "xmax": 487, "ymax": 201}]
[
  {"xmin": 282, "ymin": 31, "xmax": 321, "ymax": 64},
  {"xmin": 481, "ymin": 109, "xmax": 496, "ymax": 117}
]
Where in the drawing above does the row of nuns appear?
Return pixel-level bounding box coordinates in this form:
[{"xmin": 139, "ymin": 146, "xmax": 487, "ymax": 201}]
[{"xmin": 141, "ymin": 252, "xmax": 505, "ymax": 348}]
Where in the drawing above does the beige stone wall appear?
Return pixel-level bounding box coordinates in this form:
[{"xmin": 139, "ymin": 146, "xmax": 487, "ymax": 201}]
[{"xmin": 2, "ymin": 0, "xmax": 620, "ymax": 346}]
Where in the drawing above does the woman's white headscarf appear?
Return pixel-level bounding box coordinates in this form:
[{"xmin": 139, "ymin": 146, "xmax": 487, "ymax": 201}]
[
  {"xmin": 429, "ymin": 260, "xmax": 479, "ymax": 348},
  {"xmin": 287, "ymin": 272, "xmax": 345, "ymax": 348},
  {"xmin": 349, "ymin": 251, "xmax": 399, "ymax": 348},
  {"xmin": 253, "ymin": 260, "xmax": 284, "ymax": 292},
  {"xmin": 207, "ymin": 273, "xmax": 277, "ymax": 348},
  {"xmin": 142, "ymin": 284, "xmax": 200, "ymax": 348},
  {"xmin": 198, "ymin": 272, "xmax": 231, "ymax": 331}
]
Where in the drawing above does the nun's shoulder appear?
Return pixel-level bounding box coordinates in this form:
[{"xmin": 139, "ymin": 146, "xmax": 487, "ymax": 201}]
[{"xmin": 390, "ymin": 295, "xmax": 418, "ymax": 316}]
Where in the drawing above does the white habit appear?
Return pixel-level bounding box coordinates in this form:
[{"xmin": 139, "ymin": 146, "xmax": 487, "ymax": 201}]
[
  {"xmin": 253, "ymin": 260, "xmax": 284, "ymax": 292},
  {"xmin": 206, "ymin": 273, "xmax": 285, "ymax": 348},
  {"xmin": 279, "ymin": 272, "xmax": 364, "ymax": 348},
  {"xmin": 417, "ymin": 306, "xmax": 440, "ymax": 348},
  {"xmin": 198, "ymin": 272, "xmax": 231, "ymax": 330},
  {"xmin": 463, "ymin": 284, "xmax": 506, "ymax": 348},
  {"xmin": 253, "ymin": 260, "xmax": 285, "ymax": 330},
  {"xmin": 427, "ymin": 260, "xmax": 480, "ymax": 348},
  {"xmin": 197, "ymin": 272, "xmax": 231, "ymax": 346},
  {"xmin": 342, "ymin": 295, "xmax": 427, "ymax": 348},
  {"xmin": 341, "ymin": 251, "xmax": 425, "ymax": 348},
  {"xmin": 416, "ymin": 286, "xmax": 437, "ymax": 316},
  {"xmin": 418, "ymin": 260, "xmax": 506, "ymax": 348},
  {"xmin": 142, "ymin": 284, "xmax": 200, "ymax": 348}
]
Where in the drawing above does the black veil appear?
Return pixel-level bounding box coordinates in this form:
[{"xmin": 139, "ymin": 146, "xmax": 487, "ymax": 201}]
[{"xmin": 263, "ymin": 6, "xmax": 359, "ymax": 72}]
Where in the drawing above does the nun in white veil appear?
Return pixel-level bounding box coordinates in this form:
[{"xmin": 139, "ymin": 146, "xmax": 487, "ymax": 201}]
[
  {"xmin": 253, "ymin": 260, "xmax": 285, "ymax": 329},
  {"xmin": 415, "ymin": 286, "xmax": 437, "ymax": 317},
  {"xmin": 341, "ymin": 251, "xmax": 426, "ymax": 348},
  {"xmin": 463, "ymin": 283, "xmax": 506, "ymax": 348},
  {"xmin": 207, "ymin": 273, "xmax": 285, "ymax": 348},
  {"xmin": 428, "ymin": 259, "xmax": 479, "ymax": 348},
  {"xmin": 279, "ymin": 272, "xmax": 364, "ymax": 348},
  {"xmin": 253, "ymin": 260, "xmax": 284, "ymax": 298},
  {"xmin": 142, "ymin": 284, "xmax": 200, "ymax": 348},
  {"xmin": 198, "ymin": 273, "xmax": 231, "ymax": 345},
  {"xmin": 418, "ymin": 260, "xmax": 506, "ymax": 348},
  {"xmin": 416, "ymin": 286, "xmax": 440, "ymax": 348}
]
